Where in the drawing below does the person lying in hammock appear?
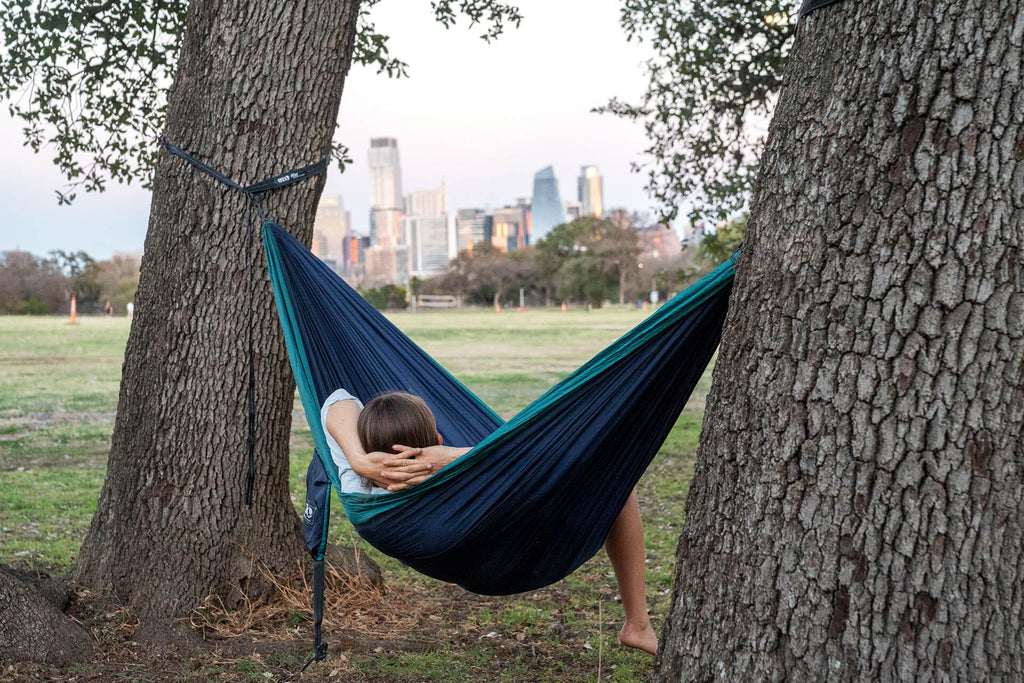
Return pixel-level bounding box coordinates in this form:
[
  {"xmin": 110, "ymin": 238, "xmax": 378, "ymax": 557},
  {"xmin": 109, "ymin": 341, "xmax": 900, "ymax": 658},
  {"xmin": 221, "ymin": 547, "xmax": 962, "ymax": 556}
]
[{"xmin": 322, "ymin": 388, "xmax": 659, "ymax": 655}]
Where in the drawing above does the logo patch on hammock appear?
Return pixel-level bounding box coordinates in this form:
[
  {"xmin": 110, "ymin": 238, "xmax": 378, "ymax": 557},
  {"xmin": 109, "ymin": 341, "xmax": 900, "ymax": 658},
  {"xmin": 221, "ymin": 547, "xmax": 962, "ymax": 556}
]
[{"xmin": 303, "ymin": 502, "xmax": 316, "ymax": 526}]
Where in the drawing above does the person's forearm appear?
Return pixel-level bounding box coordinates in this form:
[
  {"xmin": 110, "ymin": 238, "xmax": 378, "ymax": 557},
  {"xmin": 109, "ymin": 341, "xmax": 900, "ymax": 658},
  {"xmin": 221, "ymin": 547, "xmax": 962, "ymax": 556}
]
[{"xmin": 325, "ymin": 399, "xmax": 379, "ymax": 481}]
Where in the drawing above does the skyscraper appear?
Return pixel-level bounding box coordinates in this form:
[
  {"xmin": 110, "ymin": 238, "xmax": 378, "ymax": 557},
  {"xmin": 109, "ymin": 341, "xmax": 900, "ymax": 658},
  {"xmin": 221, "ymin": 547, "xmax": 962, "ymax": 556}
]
[
  {"xmin": 578, "ymin": 165, "xmax": 604, "ymax": 218},
  {"xmin": 368, "ymin": 138, "xmax": 403, "ymax": 248},
  {"xmin": 493, "ymin": 200, "xmax": 531, "ymax": 251},
  {"xmin": 403, "ymin": 215, "xmax": 451, "ymax": 277},
  {"xmin": 530, "ymin": 166, "xmax": 566, "ymax": 240},
  {"xmin": 456, "ymin": 209, "xmax": 493, "ymax": 254},
  {"xmin": 404, "ymin": 182, "xmax": 447, "ymax": 217},
  {"xmin": 401, "ymin": 182, "xmax": 450, "ymax": 279},
  {"xmin": 313, "ymin": 194, "xmax": 351, "ymax": 271}
]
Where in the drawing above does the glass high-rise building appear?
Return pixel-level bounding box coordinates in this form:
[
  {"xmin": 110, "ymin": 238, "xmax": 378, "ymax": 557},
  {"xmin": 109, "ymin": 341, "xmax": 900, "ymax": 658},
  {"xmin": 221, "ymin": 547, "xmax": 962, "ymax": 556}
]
[
  {"xmin": 404, "ymin": 182, "xmax": 447, "ymax": 217},
  {"xmin": 456, "ymin": 209, "xmax": 492, "ymax": 254},
  {"xmin": 368, "ymin": 138, "xmax": 403, "ymax": 248},
  {"xmin": 493, "ymin": 201, "xmax": 531, "ymax": 251},
  {"xmin": 578, "ymin": 165, "xmax": 604, "ymax": 218},
  {"xmin": 530, "ymin": 166, "xmax": 566, "ymax": 241},
  {"xmin": 403, "ymin": 215, "xmax": 450, "ymax": 278},
  {"xmin": 313, "ymin": 194, "xmax": 351, "ymax": 271}
]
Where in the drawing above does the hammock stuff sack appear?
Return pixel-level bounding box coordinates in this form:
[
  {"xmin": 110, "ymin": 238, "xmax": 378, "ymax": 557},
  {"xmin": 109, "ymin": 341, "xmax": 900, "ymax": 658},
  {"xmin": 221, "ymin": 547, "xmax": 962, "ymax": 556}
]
[{"xmin": 264, "ymin": 221, "xmax": 735, "ymax": 596}]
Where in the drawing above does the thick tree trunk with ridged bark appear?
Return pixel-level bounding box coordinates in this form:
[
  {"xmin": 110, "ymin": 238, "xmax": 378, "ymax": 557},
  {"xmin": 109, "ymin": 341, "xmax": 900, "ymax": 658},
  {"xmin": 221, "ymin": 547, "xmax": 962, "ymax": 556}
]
[
  {"xmin": 657, "ymin": 0, "xmax": 1023, "ymax": 679},
  {"xmin": 74, "ymin": 0, "xmax": 362, "ymax": 639}
]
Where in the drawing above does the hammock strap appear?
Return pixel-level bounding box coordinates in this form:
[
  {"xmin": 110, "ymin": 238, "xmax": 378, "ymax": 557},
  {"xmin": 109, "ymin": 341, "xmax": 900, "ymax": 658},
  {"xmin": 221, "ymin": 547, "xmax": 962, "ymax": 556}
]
[
  {"xmin": 160, "ymin": 137, "xmax": 329, "ymax": 506},
  {"xmin": 245, "ymin": 207, "xmax": 258, "ymax": 506},
  {"xmin": 300, "ymin": 558, "xmax": 329, "ymax": 672}
]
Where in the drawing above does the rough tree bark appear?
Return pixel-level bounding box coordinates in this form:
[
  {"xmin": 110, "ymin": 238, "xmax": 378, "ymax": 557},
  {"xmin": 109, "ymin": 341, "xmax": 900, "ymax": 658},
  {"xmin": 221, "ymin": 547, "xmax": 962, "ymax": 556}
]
[
  {"xmin": 657, "ymin": 0, "xmax": 1023, "ymax": 679},
  {"xmin": 0, "ymin": 568, "xmax": 91, "ymax": 665},
  {"xmin": 74, "ymin": 0, "xmax": 363, "ymax": 638}
]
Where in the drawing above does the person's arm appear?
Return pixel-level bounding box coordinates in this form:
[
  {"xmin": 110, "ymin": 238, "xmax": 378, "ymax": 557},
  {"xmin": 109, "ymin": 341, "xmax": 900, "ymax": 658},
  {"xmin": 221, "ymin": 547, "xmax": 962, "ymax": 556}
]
[
  {"xmin": 378, "ymin": 444, "xmax": 471, "ymax": 491},
  {"xmin": 324, "ymin": 400, "xmax": 433, "ymax": 489}
]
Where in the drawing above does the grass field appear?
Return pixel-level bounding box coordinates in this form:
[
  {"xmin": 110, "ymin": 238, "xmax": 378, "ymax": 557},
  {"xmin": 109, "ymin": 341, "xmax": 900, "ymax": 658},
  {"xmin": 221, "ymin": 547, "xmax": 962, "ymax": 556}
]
[{"xmin": 0, "ymin": 310, "xmax": 712, "ymax": 682}]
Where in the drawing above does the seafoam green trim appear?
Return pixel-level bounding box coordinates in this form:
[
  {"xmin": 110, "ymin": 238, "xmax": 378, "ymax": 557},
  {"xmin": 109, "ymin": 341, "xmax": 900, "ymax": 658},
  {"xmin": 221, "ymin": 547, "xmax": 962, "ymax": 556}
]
[
  {"xmin": 339, "ymin": 253, "xmax": 737, "ymax": 524},
  {"xmin": 262, "ymin": 222, "xmax": 341, "ymax": 491}
]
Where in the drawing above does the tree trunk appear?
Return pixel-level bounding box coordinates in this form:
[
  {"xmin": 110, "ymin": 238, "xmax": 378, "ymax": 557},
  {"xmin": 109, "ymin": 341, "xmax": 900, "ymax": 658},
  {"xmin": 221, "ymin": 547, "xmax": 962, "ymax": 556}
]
[
  {"xmin": 74, "ymin": 0, "xmax": 362, "ymax": 637},
  {"xmin": 0, "ymin": 567, "xmax": 91, "ymax": 666},
  {"xmin": 657, "ymin": 0, "xmax": 1023, "ymax": 679}
]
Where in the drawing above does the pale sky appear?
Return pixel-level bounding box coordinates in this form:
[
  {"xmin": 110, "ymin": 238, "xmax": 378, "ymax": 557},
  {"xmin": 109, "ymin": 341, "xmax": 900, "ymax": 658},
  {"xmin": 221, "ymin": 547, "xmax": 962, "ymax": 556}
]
[{"xmin": 0, "ymin": 0, "xmax": 660, "ymax": 260}]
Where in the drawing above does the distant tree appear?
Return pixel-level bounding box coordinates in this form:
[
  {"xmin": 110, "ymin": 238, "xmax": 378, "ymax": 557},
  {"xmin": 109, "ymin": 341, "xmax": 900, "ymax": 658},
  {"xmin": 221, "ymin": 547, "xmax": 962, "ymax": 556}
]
[
  {"xmin": 93, "ymin": 255, "xmax": 142, "ymax": 315},
  {"xmin": 434, "ymin": 249, "xmax": 475, "ymax": 301},
  {"xmin": 49, "ymin": 250, "xmax": 102, "ymax": 313},
  {"xmin": 557, "ymin": 256, "xmax": 613, "ymax": 308},
  {"xmin": 534, "ymin": 221, "xmax": 589, "ymax": 305},
  {"xmin": 599, "ymin": 0, "xmax": 796, "ymax": 221},
  {"xmin": 360, "ymin": 284, "xmax": 408, "ymax": 310},
  {"xmin": 595, "ymin": 213, "xmax": 643, "ymax": 305},
  {"xmin": 539, "ymin": 217, "xmax": 640, "ymax": 306},
  {"xmin": 697, "ymin": 213, "xmax": 747, "ymax": 266},
  {"xmin": 0, "ymin": 251, "xmax": 66, "ymax": 314}
]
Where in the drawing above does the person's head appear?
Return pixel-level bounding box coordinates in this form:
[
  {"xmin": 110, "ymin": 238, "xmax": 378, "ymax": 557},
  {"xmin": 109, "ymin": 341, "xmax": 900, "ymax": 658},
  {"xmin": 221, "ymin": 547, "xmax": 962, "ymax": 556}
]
[{"xmin": 357, "ymin": 392, "xmax": 440, "ymax": 454}]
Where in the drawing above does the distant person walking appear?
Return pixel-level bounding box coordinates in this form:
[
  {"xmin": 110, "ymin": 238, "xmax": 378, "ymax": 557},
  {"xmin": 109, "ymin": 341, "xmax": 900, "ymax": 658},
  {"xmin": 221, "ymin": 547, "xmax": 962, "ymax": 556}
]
[
  {"xmin": 104, "ymin": 300, "xmax": 113, "ymax": 317},
  {"xmin": 126, "ymin": 302, "xmax": 134, "ymax": 318}
]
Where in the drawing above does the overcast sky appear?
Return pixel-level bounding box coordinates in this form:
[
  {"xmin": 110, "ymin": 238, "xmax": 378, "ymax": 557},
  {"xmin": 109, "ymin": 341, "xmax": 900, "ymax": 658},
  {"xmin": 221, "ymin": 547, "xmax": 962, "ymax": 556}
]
[{"xmin": 0, "ymin": 0, "xmax": 660, "ymax": 260}]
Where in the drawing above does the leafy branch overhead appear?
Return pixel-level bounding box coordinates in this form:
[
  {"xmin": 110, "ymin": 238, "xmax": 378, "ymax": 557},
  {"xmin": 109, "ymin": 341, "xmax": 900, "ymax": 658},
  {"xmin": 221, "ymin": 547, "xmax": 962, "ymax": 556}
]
[
  {"xmin": 598, "ymin": 0, "xmax": 797, "ymax": 222},
  {"xmin": 0, "ymin": 0, "xmax": 522, "ymax": 203}
]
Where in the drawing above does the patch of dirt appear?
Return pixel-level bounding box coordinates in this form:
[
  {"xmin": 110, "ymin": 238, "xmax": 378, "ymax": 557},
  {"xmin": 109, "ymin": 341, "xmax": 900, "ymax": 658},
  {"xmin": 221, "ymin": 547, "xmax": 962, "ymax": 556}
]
[{"xmin": 0, "ymin": 571, "xmax": 609, "ymax": 683}]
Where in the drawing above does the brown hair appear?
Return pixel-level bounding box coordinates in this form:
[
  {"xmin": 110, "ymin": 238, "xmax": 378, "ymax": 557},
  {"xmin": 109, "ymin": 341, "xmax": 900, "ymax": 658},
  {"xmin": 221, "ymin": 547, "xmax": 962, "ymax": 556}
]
[{"xmin": 357, "ymin": 392, "xmax": 438, "ymax": 454}]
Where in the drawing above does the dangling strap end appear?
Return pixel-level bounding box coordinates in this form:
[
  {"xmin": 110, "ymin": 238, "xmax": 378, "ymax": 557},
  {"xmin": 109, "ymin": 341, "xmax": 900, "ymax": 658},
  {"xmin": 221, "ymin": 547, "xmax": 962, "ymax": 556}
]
[{"xmin": 299, "ymin": 558, "xmax": 328, "ymax": 673}]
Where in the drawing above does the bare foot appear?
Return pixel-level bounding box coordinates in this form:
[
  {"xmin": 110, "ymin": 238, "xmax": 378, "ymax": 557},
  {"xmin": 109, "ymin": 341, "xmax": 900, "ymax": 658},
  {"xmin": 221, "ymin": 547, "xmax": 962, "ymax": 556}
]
[{"xmin": 619, "ymin": 621, "xmax": 658, "ymax": 655}]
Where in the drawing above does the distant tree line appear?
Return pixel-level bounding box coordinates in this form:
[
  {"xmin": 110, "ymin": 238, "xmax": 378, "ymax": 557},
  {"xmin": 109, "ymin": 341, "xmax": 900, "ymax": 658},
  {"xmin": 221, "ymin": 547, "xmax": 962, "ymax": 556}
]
[
  {"xmin": 370, "ymin": 213, "xmax": 747, "ymax": 311},
  {"xmin": 0, "ymin": 250, "xmax": 140, "ymax": 315}
]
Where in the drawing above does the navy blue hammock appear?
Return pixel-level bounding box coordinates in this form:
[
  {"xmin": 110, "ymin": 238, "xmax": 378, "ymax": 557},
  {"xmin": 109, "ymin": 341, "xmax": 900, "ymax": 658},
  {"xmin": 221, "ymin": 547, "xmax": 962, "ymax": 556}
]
[
  {"xmin": 263, "ymin": 221, "xmax": 735, "ymax": 593},
  {"xmin": 157, "ymin": 140, "xmax": 733, "ymax": 670}
]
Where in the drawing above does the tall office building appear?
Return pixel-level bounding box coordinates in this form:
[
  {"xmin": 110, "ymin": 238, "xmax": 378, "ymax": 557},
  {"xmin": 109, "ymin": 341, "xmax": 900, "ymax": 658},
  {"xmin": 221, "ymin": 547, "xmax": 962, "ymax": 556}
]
[
  {"xmin": 456, "ymin": 209, "xmax": 493, "ymax": 254},
  {"xmin": 578, "ymin": 165, "xmax": 604, "ymax": 218},
  {"xmin": 364, "ymin": 244, "xmax": 409, "ymax": 288},
  {"xmin": 403, "ymin": 215, "xmax": 451, "ymax": 277},
  {"xmin": 368, "ymin": 138, "xmax": 404, "ymax": 248},
  {"xmin": 313, "ymin": 194, "xmax": 351, "ymax": 271},
  {"xmin": 530, "ymin": 166, "xmax": 566, "ymax": 241},
  {"xmin": 401, "ymin": 182, "xmax": 449, "ymax": 279},
  {"xmin": 493, "ymin": 199, "xmax": 531, "ymax": 251},
  {"xmin": 404, "ymin": 182, "xmax": 447, "ymax": 217}
]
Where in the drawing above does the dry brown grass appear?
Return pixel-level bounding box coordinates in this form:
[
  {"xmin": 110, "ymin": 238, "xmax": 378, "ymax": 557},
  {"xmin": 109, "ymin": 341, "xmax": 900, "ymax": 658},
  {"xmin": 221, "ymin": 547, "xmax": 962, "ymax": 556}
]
[{"xmin": 186, "ymin": 547, "xmax": 465, "ymax": 647}]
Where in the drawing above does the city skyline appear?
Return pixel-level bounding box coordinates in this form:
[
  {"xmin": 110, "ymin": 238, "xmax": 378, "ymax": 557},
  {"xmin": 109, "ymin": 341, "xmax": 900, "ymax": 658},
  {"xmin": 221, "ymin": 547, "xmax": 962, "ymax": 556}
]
[{"xmin": 0, "ymin": 0, "xmax": 663, "ymax": 259}]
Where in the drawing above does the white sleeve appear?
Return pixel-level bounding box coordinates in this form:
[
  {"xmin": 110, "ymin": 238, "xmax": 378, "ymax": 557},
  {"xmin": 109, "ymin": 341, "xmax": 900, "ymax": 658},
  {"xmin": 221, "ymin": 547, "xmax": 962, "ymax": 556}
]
[{"xmin": 320, "ymin": 389, "xmax": 388, "ymax": 496}]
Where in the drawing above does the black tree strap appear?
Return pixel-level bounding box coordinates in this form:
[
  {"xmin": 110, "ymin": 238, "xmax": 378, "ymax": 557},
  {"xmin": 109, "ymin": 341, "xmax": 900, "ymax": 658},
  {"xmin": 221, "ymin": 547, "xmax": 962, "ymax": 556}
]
[
  {"xmin": 300, "ymin": 558, "xmax": 329, "ymax": 672},
  {"xmin": 799, "ymin": 0, "xmax": 847, "ymax": 18},
  {"xmin": 160, "ymin": 137, "xmax": 328, "ymax": 507},
  {"xmin": 245, "ymin": 208, "xmax": 258, "ymax": 507}
]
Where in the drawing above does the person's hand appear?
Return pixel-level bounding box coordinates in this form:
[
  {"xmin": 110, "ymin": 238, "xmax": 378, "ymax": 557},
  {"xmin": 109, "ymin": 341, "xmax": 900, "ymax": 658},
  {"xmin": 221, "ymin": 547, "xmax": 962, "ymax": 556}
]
[
  {"xmin": 378, "ymin": 444, "xmax": 470, "ymax": 491},
  {"xmin": 377, "ymin": 450, "xmax": 436, "ymax": 491}
]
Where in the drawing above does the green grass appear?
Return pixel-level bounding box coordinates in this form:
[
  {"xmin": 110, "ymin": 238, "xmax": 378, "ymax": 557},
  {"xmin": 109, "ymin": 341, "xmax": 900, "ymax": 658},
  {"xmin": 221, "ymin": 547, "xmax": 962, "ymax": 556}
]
[{"xmin": 0, "ymin": 310, "xmax": 711, "ymax": 680}]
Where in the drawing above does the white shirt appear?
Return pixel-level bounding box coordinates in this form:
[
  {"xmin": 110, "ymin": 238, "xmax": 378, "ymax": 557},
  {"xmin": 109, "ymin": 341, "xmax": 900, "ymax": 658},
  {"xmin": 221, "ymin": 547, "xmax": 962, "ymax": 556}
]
[{"xmin": 320, "ymin": 388, "xmax": 389, "ymax": 496}]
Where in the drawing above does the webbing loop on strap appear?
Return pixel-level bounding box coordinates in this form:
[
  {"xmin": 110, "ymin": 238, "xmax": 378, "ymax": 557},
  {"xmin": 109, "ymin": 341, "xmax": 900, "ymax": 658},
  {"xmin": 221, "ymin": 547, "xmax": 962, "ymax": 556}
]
[
  {"xmin": 160, "ymin": 138, "xmax": 330, "ymax": 196},
  {"xmin": 160, "ymin": 137, "xmax": 328, "ymax": 508},
  {"xmin": 300, "ymin": 558, "xmax": 328, "ymax": 673}
]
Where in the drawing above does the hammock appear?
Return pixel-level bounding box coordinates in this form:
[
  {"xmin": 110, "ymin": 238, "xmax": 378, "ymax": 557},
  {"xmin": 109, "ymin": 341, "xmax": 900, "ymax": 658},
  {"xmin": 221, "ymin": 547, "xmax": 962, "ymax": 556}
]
[
  {"xmin": 263, "ymin": 221, "xmax": 735, "ymax": 595},
  {"xmin": 154, "ymin": 142, "xmax": 729, "ymax": 669}
]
